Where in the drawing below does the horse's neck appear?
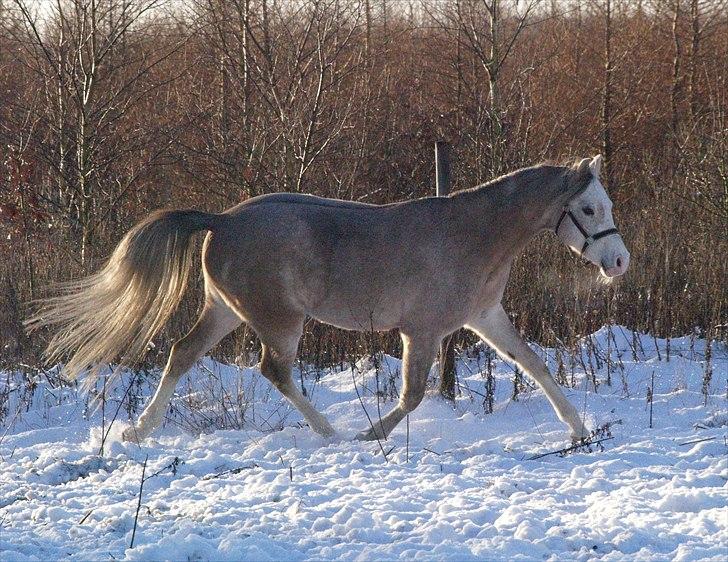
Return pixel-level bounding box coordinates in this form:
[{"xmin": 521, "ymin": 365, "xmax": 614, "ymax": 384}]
[{"xmin": 448, "ymin": 175, "xmax": 554, "ymax": 262}]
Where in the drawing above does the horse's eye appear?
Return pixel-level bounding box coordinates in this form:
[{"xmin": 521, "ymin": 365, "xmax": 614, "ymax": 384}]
[{"xmin": 581, "ymin": 207, "xmax": 595, "ymax": 216}]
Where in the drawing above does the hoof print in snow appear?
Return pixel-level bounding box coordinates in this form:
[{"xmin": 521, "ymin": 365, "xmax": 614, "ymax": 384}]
[{"xmin": 33, "ymin": 455, "xmax": 117, "ymax": 486}]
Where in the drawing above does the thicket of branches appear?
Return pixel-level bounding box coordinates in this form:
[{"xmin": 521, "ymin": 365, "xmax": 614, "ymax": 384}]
[{"xmin": 1, "ymin": 0, "xmax": 726, "ymax": 369}]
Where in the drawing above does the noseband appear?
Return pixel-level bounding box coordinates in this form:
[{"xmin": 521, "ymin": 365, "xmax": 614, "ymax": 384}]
[{"xmin": 555, "ymin": 207, "xmax": 620, "ymax": 256}]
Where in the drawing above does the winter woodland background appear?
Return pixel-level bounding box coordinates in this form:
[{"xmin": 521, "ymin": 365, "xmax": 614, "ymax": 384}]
[{"xmin": 0, "ymin": 0, "xmax": 726, "ymax": 370}]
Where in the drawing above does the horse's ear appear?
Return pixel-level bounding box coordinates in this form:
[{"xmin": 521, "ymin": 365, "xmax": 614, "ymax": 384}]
[
  {"xmin": 576, "ymin": 157, "xmax": 591, "ymax": 177},
  {"xmin": 563, "ymin": 157, "xmax": 593, "ymax": 200},
  {"xmin": 590, "ymin": 154, "xmax": 603, "ymax": 177}
]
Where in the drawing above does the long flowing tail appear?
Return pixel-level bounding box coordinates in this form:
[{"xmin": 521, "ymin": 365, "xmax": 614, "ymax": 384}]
[{"xmin": 26, "ymin": 209, "xmax": 225, "ymax": 385}]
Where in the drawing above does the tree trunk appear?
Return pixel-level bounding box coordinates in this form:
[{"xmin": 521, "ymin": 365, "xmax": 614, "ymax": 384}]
[
  {"xmin": 487, "ymin": 0, "xmax": 503, "ymax": 174},
  {"xmin": 670, "ymin": 0, "xmax": 682, "ymax": 139},
  {"xmin": 688, "ymin": 0, "xmax": 700, "ymax": 121},
  {"xmin": 602, "ymin": 0, "xmax": 614, "ymax": 186}
]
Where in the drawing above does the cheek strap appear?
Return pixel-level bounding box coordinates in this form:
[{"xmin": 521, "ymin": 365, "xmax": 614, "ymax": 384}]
[{"xmin": 555, "ymin": 208, "xmax": 620, "ymax": 255}]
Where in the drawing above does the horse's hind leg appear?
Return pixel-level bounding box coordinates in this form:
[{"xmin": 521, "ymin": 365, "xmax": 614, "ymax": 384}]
[
  {"xmin": 258, "ymin": 321, "xmax": 336, "ymax": 438},
  {"xmin": 122, "ymin": 295, "xmax": 241, "ymax": 443}
]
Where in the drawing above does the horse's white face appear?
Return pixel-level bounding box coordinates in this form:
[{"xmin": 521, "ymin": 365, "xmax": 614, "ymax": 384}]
[{"xmin": 557, "ymin": 155, "xmax": 630, "ymax": 278}]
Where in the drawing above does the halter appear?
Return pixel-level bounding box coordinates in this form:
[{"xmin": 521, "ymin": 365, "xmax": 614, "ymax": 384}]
[{"xmin": 555, "ymin": 207, "xmax": 620, "ymax": 256}]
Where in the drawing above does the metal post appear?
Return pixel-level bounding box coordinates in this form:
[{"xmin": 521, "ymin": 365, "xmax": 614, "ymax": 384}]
[
  {"xmin": 435, "ymin": 141, "xmax": 452, "ymax": 196},
  {"xmin": 435, "ymin": 141, "xmax": 456, "ymax": 400}
]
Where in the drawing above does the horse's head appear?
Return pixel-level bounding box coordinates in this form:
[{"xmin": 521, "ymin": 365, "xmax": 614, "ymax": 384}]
[{"xmin": 557, "ymin": 155, "xmax": 630, "ymax": 278}]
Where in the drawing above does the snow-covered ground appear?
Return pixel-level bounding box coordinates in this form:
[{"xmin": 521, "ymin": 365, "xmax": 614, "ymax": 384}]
[{"xmin": 1, "ymin": 327, "xmax": 726, "ymax": 561}]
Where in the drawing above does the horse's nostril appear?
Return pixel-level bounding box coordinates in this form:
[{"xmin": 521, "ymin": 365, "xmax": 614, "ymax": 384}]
[{"xmin": 616, "ymin": 257, "xmax": 622, "ymax": 268}]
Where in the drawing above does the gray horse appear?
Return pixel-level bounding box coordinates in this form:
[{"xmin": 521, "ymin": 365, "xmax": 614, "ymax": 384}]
[{"xmin": 28, "ymin": 155, "xmax": 629, "ymax": 443}]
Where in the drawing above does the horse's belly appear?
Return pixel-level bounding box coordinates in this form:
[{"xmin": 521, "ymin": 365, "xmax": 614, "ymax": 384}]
[{"xmin": 309, "ymin": 299, "xmax": 402, "ymax": 333}]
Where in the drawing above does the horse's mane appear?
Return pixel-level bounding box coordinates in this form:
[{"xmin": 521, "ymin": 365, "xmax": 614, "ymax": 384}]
[{"xmin": 450, "ymin": 162, "xmax": 563, "ymax": 198}]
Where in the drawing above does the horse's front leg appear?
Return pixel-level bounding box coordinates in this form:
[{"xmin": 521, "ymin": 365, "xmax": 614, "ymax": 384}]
[
  {"xmin": 465, "ymin": 305, "xmax": 589, "ymax": 442},
  {"xmin": 356, "ymin": 333, "xmax": 439, "ymax": 441}
]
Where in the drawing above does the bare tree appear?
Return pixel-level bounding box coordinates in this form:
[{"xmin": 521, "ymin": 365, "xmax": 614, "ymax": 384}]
[
  {"xmin": 670, "ymin": 0, "xmax": 683, "ymax": 138},
  {"xmin": 427, "ymin": 0, "xmax": 542, "ymax": 175},
  {"xmin": 602, "ymin": 0, "xmax": 614, "ymax": 183},
  {"xmin": 687, "ymin": 0, "xmax": 727, "ymax": 121},
  {"xmin": 8, "ymin": 0, "xmax": 186, "ymax": 266},
  {"xmin": 190, "ymin": 0, "xmax": 365, "ymax": 197}
]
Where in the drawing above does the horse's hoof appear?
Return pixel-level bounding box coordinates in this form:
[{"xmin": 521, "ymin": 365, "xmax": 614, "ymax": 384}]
[
  {"xmin": 355, "ymin": 427, "xmax": 383, "ymax": 441},
  {"xmin": 570, "ymin": 427, "xmax": 590, "ymax": 444},
  {"xmin": 355, "ymin": 429, "xmax": 375, "ymax": 441},
  {"xmin": 312, "ymin": 422, "xmax": 338, "ymax": 440},
  {"xmin": 318, "ymin": 428, "xmax": 339, "ymax": 440},
  {"xmin": 122, "ymin": 427, "xmax": 142, "ymax": 444}
]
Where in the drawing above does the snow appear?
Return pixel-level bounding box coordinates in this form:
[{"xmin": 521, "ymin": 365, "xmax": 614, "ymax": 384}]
[{"xmin": 1, "ymin": 327, "xmax": 726, "ymax": 561}]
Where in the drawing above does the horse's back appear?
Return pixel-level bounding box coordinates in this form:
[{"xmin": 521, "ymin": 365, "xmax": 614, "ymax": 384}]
[
  {"xmin": 202, "ymin": 192, "xmax": 449, "ymax": 330},
  {"xmin": 226, "ymin": 192, "xmax": 386, "ymax": 213},
  {"xmin": 220, "ymin": 191, "xmax": 446, "ymax": 248}
]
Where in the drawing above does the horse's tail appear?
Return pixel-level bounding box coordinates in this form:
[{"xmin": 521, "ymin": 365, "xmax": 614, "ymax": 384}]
[{"xmin": 26, "ymin": 209, "xmax": 225, "ymax": 386}]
